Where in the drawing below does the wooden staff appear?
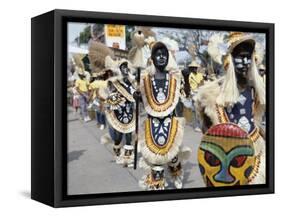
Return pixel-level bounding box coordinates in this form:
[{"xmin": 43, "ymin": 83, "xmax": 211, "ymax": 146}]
[{"xmin": 134, "ymin": 67, "xmax": 141, "ymax": 170}]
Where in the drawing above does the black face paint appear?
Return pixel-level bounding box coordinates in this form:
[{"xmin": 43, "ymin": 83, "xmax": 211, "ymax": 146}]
[
  {"xmin": 78, "ymin": 74, "xmax": 85, "ymax": 79},
  {"xmin": 231, "ymin": 41, "xmax": 254, "ymax": 87},
  {"xmin": 233, "ymin": 51, "xmax": 251, "ymax": 76},
  {"xmin": 259, "ymin": 69, "xmax": 265, "ymax": 76},
  {"xmin": 152, "ymin": 46, "xmax": 169, "ymax": 72},
  {"xmin": 189, "ymin": 67, "xmax": 198, "ymax": 74},
  {"xmin": 119, "ymin": 62, "xmax": 130, "ymax": 77}
]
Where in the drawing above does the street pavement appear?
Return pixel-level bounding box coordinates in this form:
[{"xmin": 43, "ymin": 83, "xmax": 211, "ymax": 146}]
[{"xmin": 67, "ymin": 107, "xmax": 205, "ymax": 195}]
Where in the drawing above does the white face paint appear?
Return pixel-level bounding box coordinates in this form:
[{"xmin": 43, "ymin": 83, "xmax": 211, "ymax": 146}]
[{"xmin": 232, "ymin": 47, "xmax": 253, "ymax": 80}]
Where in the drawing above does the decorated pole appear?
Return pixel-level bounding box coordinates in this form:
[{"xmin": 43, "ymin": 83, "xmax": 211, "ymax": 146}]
[
  {"xmin": 127, "ymin": 29, "xmax": 147, "ymax": 169},
  {"xmin": 134, "ymin": 67, "xmax": 141, "ymax": 170}
]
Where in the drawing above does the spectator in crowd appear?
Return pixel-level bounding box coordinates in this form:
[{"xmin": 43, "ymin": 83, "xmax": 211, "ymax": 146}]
[
  {"xmin": 75, "ymin": 69, "xmax": 91, "ymax": 122},
  {"xmin": 188, "ymin": 60, "xmax": 204, "ymax": 132}
]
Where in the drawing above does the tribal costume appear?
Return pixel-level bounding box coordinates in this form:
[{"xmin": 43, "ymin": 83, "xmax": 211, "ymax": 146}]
[
  {"xmin": 105, "ymin": 59, "xmax": 136, "ymax": 167},
  {"xmin": 138, "ymin": 42, "xmax": 191, "ymax": 190},
  {"xmin": 195, "ymin": 32, "xmax": 266, "ymax": 185}
]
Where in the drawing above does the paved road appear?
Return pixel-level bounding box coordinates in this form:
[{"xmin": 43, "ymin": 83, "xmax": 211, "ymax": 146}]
[{"xmin": 67, "ymin": 108, "xmax": 205, "ymax": 195}]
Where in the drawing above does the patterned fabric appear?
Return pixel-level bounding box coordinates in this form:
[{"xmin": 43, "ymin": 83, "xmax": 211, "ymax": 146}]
[
  {"xmin": 113, "ymin": 100, "xmax": 134, "ymax": 124},
  {"xmin": 151, "ymin": 76, "xmax": 170, "ymax": 103},
  {"xmin": 149, "ymin": 116, "xmax": 172, "ymax": 146},
  {"xmin": 141, "ymin": 73, "xmax": 180, "ymax": 116},
  {"xmin": 119, "ymin": 79, "xmax": 135, "ymax": 95},
  {"xmin": 105, "ymin": 79, "xmax": 135, "ymax": 134},
  {"xmin": 144, "ymin": 116, "xmax": 178, "ymax": 156},
  {"xmin": 112, "ymin": 80, "xmax": 135, "ymax": 102},
  {"xmin": 224, "ymin": 87, "xmax": 255, "ymax": 133}
]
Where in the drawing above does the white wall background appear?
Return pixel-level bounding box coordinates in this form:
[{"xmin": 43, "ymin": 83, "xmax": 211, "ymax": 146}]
[{"xmin": 0, "ymin": 0, "xmax": 279, "ymax": 215}]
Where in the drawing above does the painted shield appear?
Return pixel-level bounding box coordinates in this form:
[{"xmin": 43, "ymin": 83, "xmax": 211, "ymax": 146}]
[{"xmin": 198, "ymin": 123, "xmax": 256, "ymax": 187}]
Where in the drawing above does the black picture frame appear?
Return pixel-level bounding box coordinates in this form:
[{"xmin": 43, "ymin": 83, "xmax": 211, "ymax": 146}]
[{"xmin": 31, "ymin": 9, "xmax": 274, "ymax": 207}]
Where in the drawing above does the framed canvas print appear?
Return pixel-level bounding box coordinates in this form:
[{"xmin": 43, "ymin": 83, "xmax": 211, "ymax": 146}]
[{"xmin": 31, "ymin": 9, "xmax": 274, "ymax": 207}]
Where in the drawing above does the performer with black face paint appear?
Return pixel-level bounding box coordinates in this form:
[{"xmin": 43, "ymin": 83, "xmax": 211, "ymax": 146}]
[
  {"xmin": 137, "ymin": 42, "xmax": 190, "ymax": 190},
  {"xmin": 195, "ymin": 32, "xmax": 266, "ymax": 184},
  {"xmin": 105, "ymin": 58, "xmax": 136, "ymax": 167}
]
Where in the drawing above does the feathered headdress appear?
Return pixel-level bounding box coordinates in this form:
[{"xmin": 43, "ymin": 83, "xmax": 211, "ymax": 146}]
[
  {"xmin": 72, "ymin": 54, "xmax": 86, "ymax": 74},
  {"xmin": 88, "ymin": 41, "xmax": 115, "ymax": 77},
  {"xmin": 255, "ymin": 42, "xmax": 265, "ymax": 66},
  {"xmin": 208, "ymin": 32, "xmax": 265, "ymax": 107},
  {"xmin": 207, "ymin": 33, "xmax": 228, "ymax": 65}
]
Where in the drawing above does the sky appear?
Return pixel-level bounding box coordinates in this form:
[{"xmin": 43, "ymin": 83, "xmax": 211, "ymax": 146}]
[{"xmin": 68, "ymin": 22, "xmax": 89, "ymax": 44}]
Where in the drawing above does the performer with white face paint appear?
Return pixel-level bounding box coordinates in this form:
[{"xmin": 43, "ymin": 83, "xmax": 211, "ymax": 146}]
[{"xmin": 195, "ymin": 32, "xmax": 266, "ymax": 184}]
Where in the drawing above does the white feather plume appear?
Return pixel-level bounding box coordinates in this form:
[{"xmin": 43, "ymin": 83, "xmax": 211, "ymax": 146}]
[
  {"xmin": 105, "ymin": 55, "xmax": 118, "ymax": 71},
  {"xmin": 255, "ymin": 42, "xmax": 265, "ymax": 65},
  {"xmin": 208, "ymin": 33, "xmax": 228, "ymax": 65}
]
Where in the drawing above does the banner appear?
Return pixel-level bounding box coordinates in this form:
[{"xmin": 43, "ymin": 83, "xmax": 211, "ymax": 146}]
[{"xmin": 104, "ymin": 24, "xmax": 126, "ymax": 50}]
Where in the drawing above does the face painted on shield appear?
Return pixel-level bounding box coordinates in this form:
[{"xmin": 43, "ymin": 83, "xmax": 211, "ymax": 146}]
[
  {"xmin": 151, "ymin": 43, "xmax": 169, "ymax": 72},
  {"xmin": 231, "ymin": 41, "xmax": 254, "ymax": 86},
  {"xmin": 198, "ymin": 123, "xmax": 256, "ymax": 187}
]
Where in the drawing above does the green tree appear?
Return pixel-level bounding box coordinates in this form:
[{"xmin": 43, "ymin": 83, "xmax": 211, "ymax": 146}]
[
  {"xmin": 78, "ymin": 25, "xmax": 91, "ymax": 44},
  {"xmin": 126, "ymin": 25, "xmax": 135, "ymax": 50}
]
